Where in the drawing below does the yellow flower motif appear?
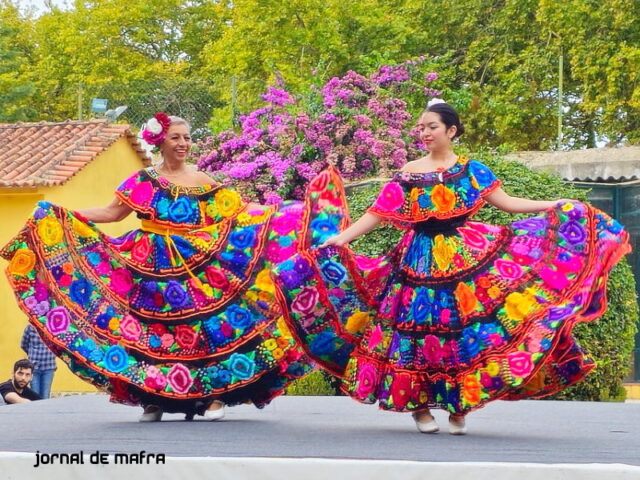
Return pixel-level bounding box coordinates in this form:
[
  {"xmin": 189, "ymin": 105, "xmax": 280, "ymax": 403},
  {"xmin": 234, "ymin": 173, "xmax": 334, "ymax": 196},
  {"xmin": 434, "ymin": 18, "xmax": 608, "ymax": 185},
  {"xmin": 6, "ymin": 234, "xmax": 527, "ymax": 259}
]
[
  {"xmin": 256, "ymin": 268, "xmax": 275, "ymax": 293},
  {"xmin": 72, "ymin": 218, "xmax": 97, "ymax": 238},
  {"xmin": 561, "ymin": 202, "xmax": 574, "ymax": 212},
  {"xmin": 199, "ymin": 284, "xmax": 214, "ymax": 297},
  {"xmin": 432, "ymin": 234, "xmax": 455, "ymax": 270},
  {"xmin": 486, "ymin": 362, "xmax": 500, "ymax": 376},
  {"xmin": 108, "ymin": 317, "xmax": 120, "ymax": 331},
  {"xmin": 277, "ymin": 316, "xmax": 293, "ymax": 339},
  {"xmin": 214, "ymin": 189, "xmax": 243, "ymax": 217},
  {"xmin": 205, "ymin": 203, "xmax": 219, "ymax": 219},
  {"xmin": 272, "ymin": 348, "xmax": 285, "ymax": 360},
  {"xmin": 345, "ymin": 311, "xmax": 371, "ymax": 334},
  {"xmin": 38, "ymin": 217, "xmax": 63, "ymax": 245},
  {"xmin": 504, "ymin": 292, "xmax": 538, "ymax": 321},
  {"xmin": 487, "ymin": 286, "xmax": 502, "ymax": 299},
  {"xmin": 236, "ymin": 212, "xmax": 253, "ymax": 226},
  {"xmin": 191, "ymin": 237, "xmax": 210, "ymax": 250},
  {"xmin": 246, "ymin": 290, "xmax": 259, "ymax": 302},
  {"xmin": 264, "ymin": 338, "xmax": 278, "ymax": 351},
  {"xmin": 8, "ymin": 248, "xmax": 36, "ymax": 276}
]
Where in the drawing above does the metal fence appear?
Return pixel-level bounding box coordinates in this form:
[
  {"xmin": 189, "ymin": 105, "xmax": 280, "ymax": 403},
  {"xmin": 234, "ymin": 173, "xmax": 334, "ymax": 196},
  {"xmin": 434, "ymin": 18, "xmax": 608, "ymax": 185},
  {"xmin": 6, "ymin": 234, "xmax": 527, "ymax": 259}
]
[{"xmin": 76, "ymin": 78, "xmax": 219, "ymax": 139}]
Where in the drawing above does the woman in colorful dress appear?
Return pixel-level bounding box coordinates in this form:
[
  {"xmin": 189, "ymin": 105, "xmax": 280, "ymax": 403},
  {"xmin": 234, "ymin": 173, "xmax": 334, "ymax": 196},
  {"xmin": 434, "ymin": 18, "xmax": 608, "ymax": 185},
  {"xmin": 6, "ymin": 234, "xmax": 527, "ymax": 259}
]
[
  {"xmin": 2, "ymin": 113, "xmax": 347, "ymax": 422},
  {"xmin": 273, "ymin": 101, "xmax": 631, "ymax": 434}
]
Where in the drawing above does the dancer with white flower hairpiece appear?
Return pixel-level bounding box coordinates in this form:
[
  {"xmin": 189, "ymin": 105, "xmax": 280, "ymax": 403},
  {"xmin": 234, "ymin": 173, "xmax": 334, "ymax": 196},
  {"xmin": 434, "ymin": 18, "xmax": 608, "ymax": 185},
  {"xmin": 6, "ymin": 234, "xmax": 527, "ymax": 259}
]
[
  {"xmin": 273, "ymin": 101, "xmax": 631, "ymax": 435},
  {"xmin": 2, "ymin": 113, "xmax": 348, "ymax": 421}
]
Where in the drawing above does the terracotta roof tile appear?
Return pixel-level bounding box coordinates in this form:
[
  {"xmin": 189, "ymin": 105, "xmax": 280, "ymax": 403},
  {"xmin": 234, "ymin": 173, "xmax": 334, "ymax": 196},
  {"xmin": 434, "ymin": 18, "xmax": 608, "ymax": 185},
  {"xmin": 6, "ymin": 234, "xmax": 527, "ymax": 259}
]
[{"xmin": 0, "ymin": 119, "xmax": 151, "ymax": 188}]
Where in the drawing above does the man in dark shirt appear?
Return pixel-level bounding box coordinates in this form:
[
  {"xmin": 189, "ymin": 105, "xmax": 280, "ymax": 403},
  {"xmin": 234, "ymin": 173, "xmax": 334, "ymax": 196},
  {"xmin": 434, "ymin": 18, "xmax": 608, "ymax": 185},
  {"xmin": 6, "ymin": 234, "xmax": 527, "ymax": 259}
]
[{"xmin": 0, "ymin": 359, "xmax": 41, "ymax": 404}]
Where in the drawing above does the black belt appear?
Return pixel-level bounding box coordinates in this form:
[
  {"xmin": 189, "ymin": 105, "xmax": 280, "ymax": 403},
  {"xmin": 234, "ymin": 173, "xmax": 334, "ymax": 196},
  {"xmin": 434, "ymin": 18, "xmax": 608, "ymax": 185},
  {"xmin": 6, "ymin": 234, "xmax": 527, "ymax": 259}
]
[{"xmin": 412, "ymin": 217, "xmax": 467, "ymax": 236}]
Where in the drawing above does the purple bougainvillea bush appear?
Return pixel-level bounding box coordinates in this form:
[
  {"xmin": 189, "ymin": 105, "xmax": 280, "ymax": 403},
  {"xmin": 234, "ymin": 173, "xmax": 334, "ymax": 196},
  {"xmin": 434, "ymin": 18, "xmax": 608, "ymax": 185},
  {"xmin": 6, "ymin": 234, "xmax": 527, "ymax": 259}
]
[{"xmin": 196, "ymin": 59, "xmax": 442, "ymax": 204}]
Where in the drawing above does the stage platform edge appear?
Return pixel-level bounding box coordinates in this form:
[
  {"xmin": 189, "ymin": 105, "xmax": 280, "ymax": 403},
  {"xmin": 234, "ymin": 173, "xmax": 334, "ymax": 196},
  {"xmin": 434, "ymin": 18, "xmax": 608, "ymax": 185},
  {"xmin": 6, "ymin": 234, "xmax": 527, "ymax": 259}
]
[{"xmin": 2, "ymin": 453, "xmax": 640, "ymax": 480}]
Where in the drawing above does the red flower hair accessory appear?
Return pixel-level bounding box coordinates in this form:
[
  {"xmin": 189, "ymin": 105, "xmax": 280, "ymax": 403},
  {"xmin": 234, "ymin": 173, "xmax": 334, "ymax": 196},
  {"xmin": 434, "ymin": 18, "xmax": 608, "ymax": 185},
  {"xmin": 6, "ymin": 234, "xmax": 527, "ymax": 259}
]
[{"xmin": 142, "ymin": 112, "xmax": 171, "ymax": 146}]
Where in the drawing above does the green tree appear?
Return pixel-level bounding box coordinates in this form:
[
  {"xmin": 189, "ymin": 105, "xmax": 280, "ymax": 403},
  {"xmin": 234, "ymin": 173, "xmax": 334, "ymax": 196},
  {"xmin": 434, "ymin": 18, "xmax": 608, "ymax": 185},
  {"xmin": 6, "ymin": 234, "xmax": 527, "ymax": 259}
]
[{"xmin": 0, "ymin": 1, "xmax": 36, "ymax": 121}]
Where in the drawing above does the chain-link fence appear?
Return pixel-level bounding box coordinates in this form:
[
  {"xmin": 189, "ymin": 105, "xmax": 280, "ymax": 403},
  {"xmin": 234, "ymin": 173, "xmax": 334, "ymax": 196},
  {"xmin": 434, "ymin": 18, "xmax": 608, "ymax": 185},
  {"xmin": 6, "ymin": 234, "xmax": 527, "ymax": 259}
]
[{"xmin": 76, "ymin": 78, "xmax": 221, "ymax": 140}]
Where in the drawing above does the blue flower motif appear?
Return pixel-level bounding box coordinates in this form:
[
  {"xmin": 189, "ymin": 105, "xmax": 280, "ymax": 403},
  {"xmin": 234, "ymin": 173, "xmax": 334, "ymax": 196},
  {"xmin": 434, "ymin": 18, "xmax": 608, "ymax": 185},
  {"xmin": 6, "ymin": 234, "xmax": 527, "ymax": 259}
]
[
  {"xmin": 70, "ymin": 278, "xmax": 93, "ymax": 306},
  {"xmin": 88, "ymin": 349, "xmax": 104, "ymax": 362},
  {"xmin": 149, "ymin": 335, "xmax": 162, "ymax": 348},
  {"xmin": 310, "ymin": 219, "xmax": 339, "ymax": 237},
  {"xmin": 212, "ymin": 369, "xmax": 231, "ymax": 387},
  {"xmin": 279, "ymin": 236, "xmax": 293, "ymax": 247},
  {"xmin": 310, "ymin": 331, "xmax": 337, "ymax": 356},
  {"xmin": 164, "ymin": 280, "xmax": 189, "ymax": 308},
  {"xmin": 607, "ymin": 220, "xmax": 623, "ymax": 234},
  {"xmin": 412, "ymin": 290, "xmax": 431, "ymax": 324},
  {"xmin": 96, "ymin": 313, "xmax": 111, "ymax": 329},
  {"xmin": 465, "ymin": 187, "xmax": 480, "ymax": 205},
  {"xmin": 173, "ymin": 236, "xmax": 197, "ymax": 258},
  {"xmin": 418, "ymin": 194, "xmax": 432, "ymax": 208},
  {"xmin": 478, "ymin": 323, "xmax": 497, "ymax": 341},
  {"xmin": 228, "ymin": 353, "xmax": 256, "ymax": 381},
  {"xmin": 229, "ymin": 228, "xmax": 256, "ymax": 249},
  {"xmin": 210, "ymin": 330, "xmax": 227, "ymax": 345},
  {"xmin": 461, "ymin": 327, "xmax": 481, "ymax": 358},
  {"xmin": 87, "ymin": 253, "xmax": 102, "ymax": 266},
  {"xmin": 286, "ymin": 362, "xmax": 307, "ymax": 378},
  {"xmin": 226, "ymin": 305, "xmax": 253, "ymax": 330},
  {"xmin": 321, "ymin": 261, "xmax": 347, "ymax": 285},
  {"xmin": 468, "ymin": 160, "xmax": 497, "ymax": 188},
  {"xmin": 103, "ymin": 345, "xmax": 128, "ymax": 372},
  {"xmin": 154, "ymin": 236, "xmax": 173, "ymax": 269},
  {"xmin": 168, "ymin": 197, "xmax": 196, "ymax": 223},
  {"xmin": 156, "ymin": 197, "xmax": 171, "ymax": 218},
  {"xmin": 220, "ymin": 251, "xmax": 250, "ymax": 275}
]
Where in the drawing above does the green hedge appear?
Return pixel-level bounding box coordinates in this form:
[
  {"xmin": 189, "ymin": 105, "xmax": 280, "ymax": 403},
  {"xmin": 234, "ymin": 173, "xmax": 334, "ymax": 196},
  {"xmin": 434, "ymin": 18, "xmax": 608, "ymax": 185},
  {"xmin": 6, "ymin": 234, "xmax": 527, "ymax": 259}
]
[{"xmin": 286, "ymin": 152, "xmax": 638, "ymax": 400}]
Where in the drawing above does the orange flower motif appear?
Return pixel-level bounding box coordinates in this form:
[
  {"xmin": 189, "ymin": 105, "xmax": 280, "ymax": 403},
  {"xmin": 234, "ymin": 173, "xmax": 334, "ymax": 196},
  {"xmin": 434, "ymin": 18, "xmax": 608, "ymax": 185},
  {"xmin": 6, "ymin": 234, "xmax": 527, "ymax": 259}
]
[
  {"xmin": 430, "ymin": 184, "xmax": 456, "ymax": 212},
  {"xmin": 462, "ymin": 374, "xmax": 482, "ymax": 405},
  {"xmin": 455, "ymin": 282, "xmax": 478, "ymax": 316},
  {"xmin": 477, "ymin": 276, "xmax": 492, "ymax": 289},
  {"xmin": 487, "ymin": 286, "xmax": 502, "ymax": 299},
  {"xmin": 8, "ymin": 249, "xmax": 36, "ymax": 276}
]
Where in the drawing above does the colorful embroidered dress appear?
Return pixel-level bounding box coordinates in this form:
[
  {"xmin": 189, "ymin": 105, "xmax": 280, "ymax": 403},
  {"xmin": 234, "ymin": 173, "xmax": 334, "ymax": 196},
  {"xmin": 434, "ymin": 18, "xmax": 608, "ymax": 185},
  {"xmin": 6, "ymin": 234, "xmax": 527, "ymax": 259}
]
[
  {"xmin": 273, "ymin": 157, "xmax": 631, "ymax": 414},
  {"xmin": 2, "ymin": 167, "xmax": 347, "ymax": 414}
]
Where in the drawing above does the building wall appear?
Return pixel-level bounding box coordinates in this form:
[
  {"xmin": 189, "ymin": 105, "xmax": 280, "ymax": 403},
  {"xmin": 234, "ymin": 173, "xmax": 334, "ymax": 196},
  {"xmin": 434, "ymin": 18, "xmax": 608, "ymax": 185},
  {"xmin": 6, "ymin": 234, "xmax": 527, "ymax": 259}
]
[{"xmin": 0, "ymin": 138, "xmax": 145, "ymax": 393}]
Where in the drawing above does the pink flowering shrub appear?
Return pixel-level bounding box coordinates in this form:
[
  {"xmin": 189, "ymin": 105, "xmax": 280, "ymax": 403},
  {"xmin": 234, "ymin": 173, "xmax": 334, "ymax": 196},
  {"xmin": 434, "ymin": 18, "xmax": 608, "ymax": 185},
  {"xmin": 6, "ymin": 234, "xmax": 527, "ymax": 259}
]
[{"xmin": 195, "ymin": 59, "xmax": 441, "ymax": 204}]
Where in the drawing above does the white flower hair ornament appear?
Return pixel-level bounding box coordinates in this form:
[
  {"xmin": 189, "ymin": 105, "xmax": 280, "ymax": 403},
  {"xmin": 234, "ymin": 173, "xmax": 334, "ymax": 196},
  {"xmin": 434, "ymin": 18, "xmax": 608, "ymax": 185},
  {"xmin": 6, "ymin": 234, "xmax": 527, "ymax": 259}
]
[
  {"xmin": 141, "ymin": 112, "xmax": 171, "ymax": 150},
  {"xmin": 427, "ymin": 98, "xmax": 446, "ymax": 108}
]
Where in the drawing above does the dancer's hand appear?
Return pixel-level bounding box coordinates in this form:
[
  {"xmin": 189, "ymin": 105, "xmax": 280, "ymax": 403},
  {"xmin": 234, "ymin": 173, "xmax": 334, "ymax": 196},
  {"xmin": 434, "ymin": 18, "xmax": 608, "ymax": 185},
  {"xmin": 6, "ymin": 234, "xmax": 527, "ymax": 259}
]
[{"xmin": 320, "ymin": 234, "xmax": 348, "ymax": 249}]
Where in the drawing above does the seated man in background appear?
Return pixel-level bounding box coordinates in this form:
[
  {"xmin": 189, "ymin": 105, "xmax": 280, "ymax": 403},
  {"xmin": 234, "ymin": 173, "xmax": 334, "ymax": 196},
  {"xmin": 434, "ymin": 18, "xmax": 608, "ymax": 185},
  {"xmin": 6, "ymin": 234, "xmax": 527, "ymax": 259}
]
[{"xmin": 0, "ymin": 359, "xmax": 41, "ymax": 404}]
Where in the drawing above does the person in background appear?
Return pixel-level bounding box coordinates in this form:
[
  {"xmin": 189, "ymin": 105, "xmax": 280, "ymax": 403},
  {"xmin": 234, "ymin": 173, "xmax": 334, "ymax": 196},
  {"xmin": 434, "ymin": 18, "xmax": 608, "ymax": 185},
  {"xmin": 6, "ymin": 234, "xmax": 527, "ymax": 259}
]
[
  {"xmin": 0, "ymin": 359, "xmax": 41, "ymax": 404},
  {"xmin": 21, "ymin": 324, "xmax": 57, "ymax": 399}
]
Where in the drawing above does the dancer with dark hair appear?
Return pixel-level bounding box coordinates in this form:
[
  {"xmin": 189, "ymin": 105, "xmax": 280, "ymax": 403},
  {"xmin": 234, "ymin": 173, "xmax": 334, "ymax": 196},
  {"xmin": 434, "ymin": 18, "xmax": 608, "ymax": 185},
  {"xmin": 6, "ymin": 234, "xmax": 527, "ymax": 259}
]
[
  {"xmin": 2, "ymin": 113, "xmax": 348, "ymax": 421},
  {"xmin": 273, "ymin": 99, "xmax": 631, "ymax": 435}
]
